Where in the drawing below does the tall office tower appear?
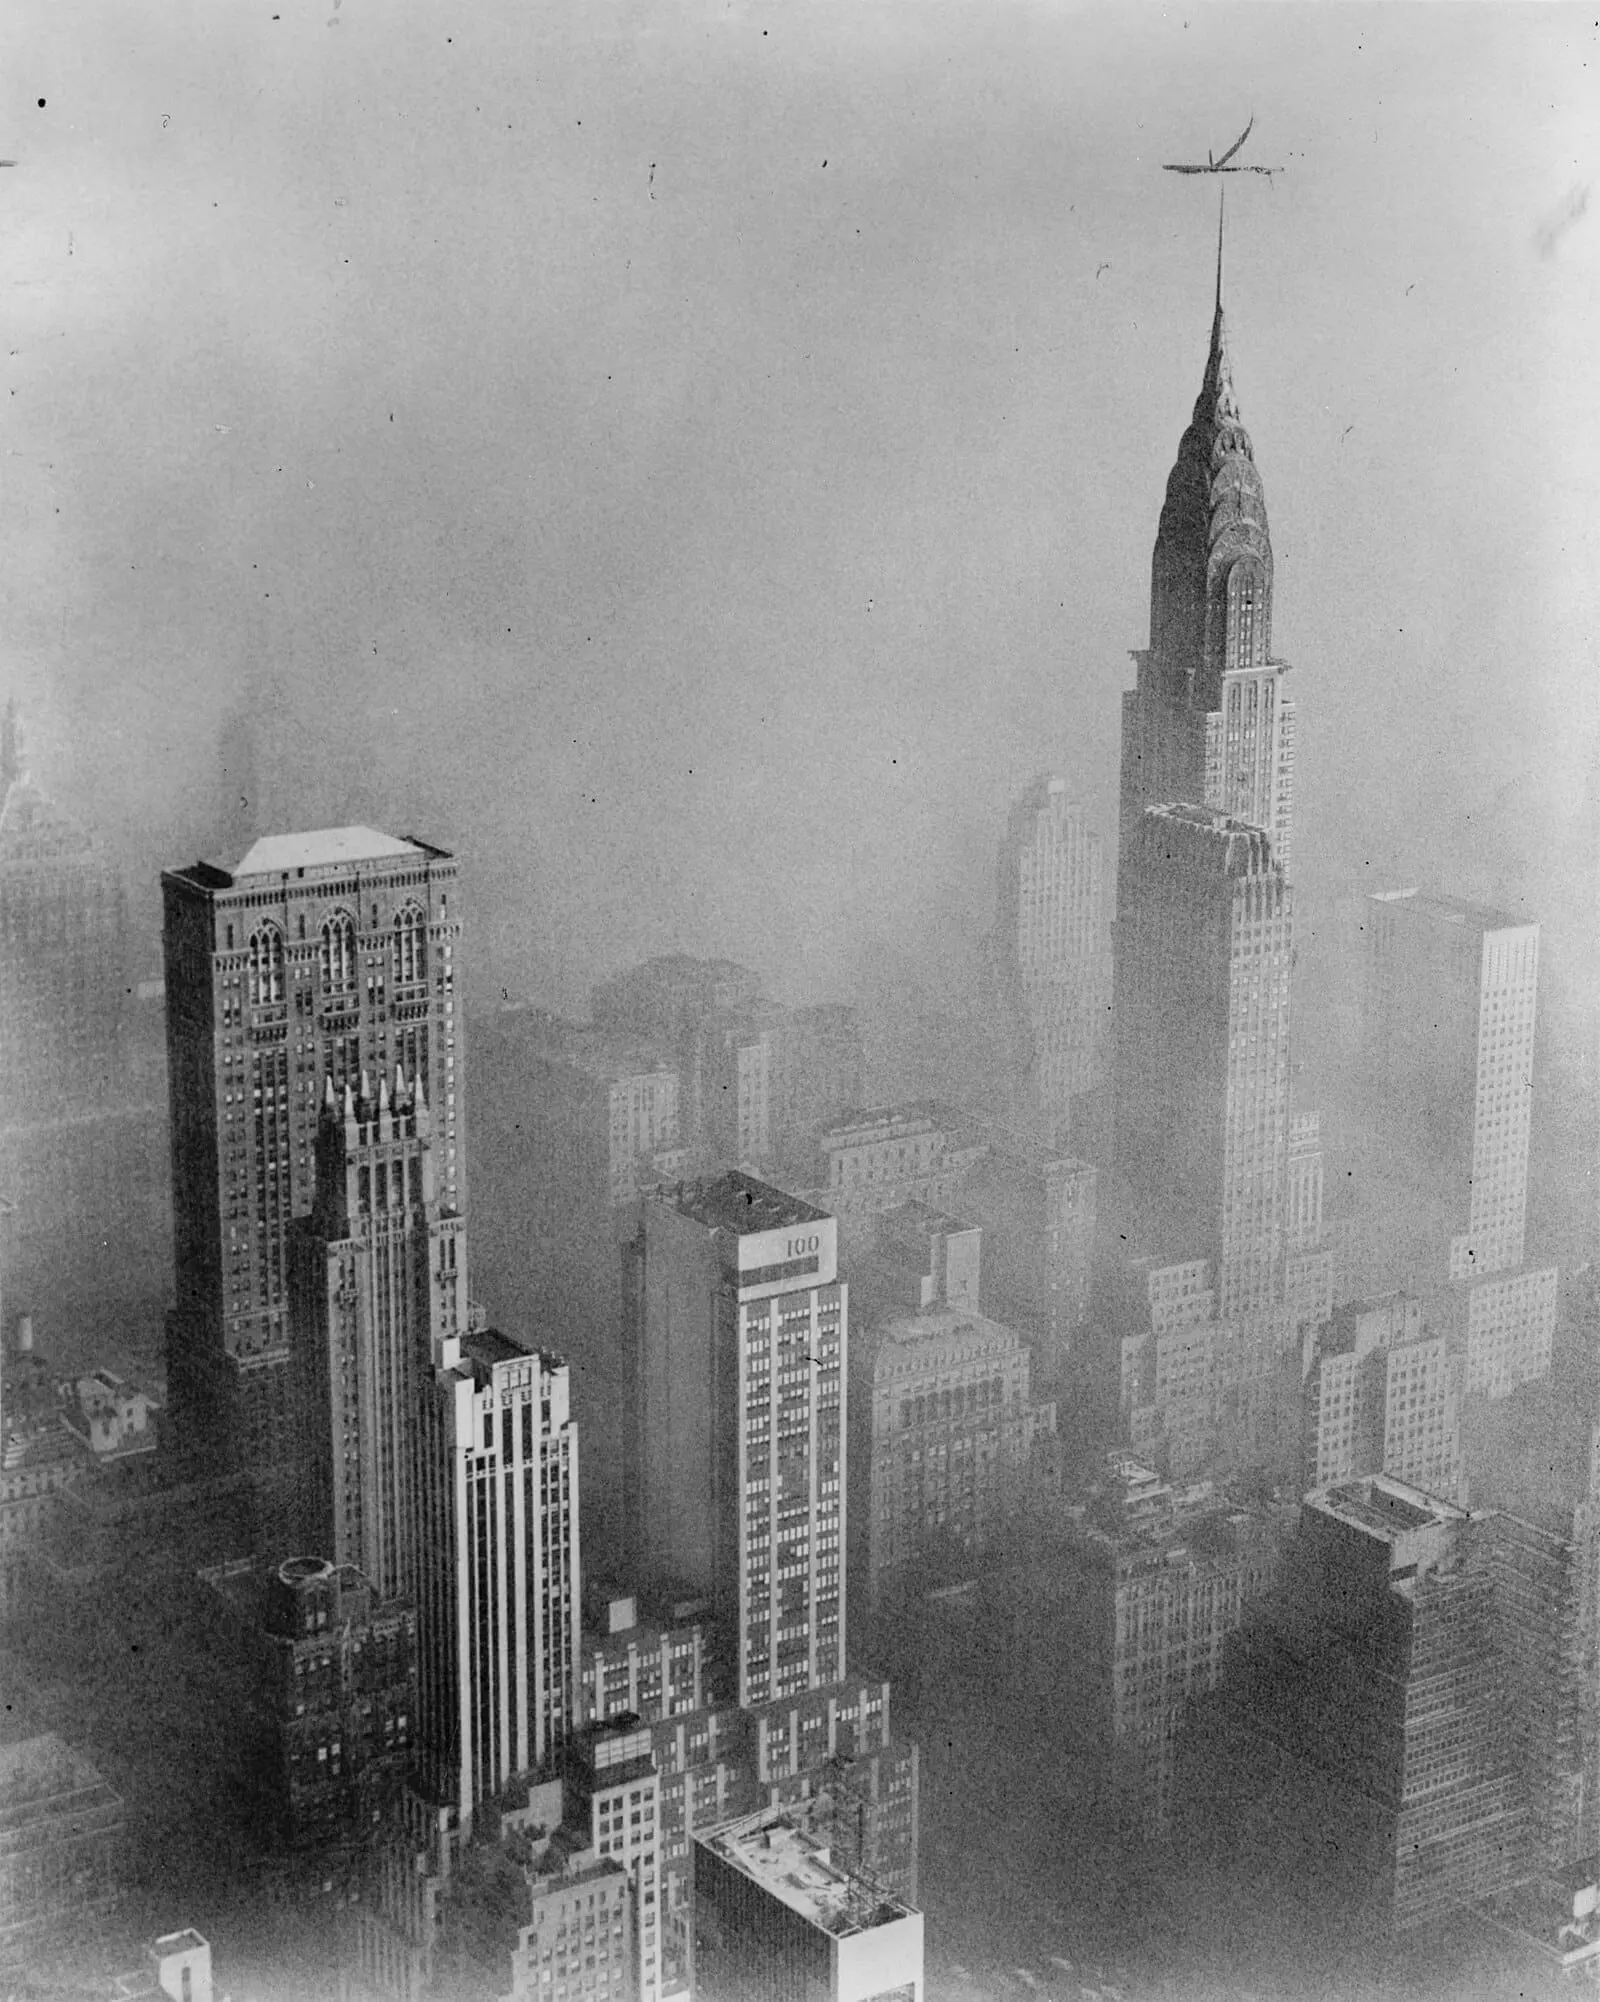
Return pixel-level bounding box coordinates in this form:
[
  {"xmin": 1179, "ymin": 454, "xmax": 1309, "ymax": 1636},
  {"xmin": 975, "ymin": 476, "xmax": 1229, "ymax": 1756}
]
[
  {"xmin": 1117, "ymin": 236, "xmax": 1295, "ymax": 898},
  {"xmin": 1361, "ymin": 889, "xmax": 1555, "ymax": 1401},
  {"xmin": 0, "ymin": 701, "xmax": 169, "ymax": 1324},
  {"xmin": 993, "ymin": 1453, "xmax": 1281, "ymax": 1846},
  {"xmin": 1179, "ymin": 1475, "xmax": 1526, "ymax": 1932},
  {"xmin": 1364, "ymin": 888, "xmax": 1541, "ymax": 1281},
  {"xmin": 622, "ymin": 1173, "xmax": 845, "ymax": 1708},
  {"xmin": 161, "ymin": 826, "xmax": 462, "ymax": 1476},
  {"xmin": 415, "ymin": 1330, "xmax": 582, "ymax": 1829},
  {"xmin": 1303, "ymin": 1293, "xmax": 1464, "ymax": 1503},
  {"xmin": 1108, "ymin": 235, "xmax": 1303, "ymax": 1475},
  {"xmin": 989, "ymin": 777, "xmax": 1113, "ymax": 1141},
  {"xmin": 1114, "ymin": 805, "xmax": 1293, "ymax": 1324},
  {"xmin": 291, "ymin": 1071, "xmax": 467, "ymax": 1597}
]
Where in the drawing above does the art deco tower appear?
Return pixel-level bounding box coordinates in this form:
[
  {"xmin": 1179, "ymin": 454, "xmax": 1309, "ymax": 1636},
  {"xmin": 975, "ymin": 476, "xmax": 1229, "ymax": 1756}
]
[
  {"xmin": 1112, "ymin": 217, "xmax": 1298, "ymax": 1384},
  {"xmin": 1118, "ymin": 223, "xmax": 1295, "ymax": 898}
]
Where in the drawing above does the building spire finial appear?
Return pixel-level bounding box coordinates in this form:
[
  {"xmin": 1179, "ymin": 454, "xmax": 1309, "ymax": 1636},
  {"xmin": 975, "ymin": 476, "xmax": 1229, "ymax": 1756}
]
[{"xmin": 1215, "ymin": 183, "xmax": 1225, "ymax": 317}]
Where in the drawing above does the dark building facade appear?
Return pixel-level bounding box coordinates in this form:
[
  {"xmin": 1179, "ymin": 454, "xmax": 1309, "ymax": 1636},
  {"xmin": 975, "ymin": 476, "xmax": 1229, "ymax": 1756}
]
[
  {"xmin": 161, "ymin": 826, "xmax": 462, "ymax": 1478},
  {"xmin": 197, "ymin": 1552, "xmax": 417, "ymax": 1852}
]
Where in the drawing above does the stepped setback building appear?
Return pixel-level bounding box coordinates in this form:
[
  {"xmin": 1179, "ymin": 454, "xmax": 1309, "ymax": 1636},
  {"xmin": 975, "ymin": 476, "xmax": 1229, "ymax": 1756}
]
[
  {"xmin": 1105, "ymin": 214, "xmax": 1311, "ymax": 1478},
  {"xmin": 292, "ymin": 1071, "xmax": 466, "ymax": 1598}
]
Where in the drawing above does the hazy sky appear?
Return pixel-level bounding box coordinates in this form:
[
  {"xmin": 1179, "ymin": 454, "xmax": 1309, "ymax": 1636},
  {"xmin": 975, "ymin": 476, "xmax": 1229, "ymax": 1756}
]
[{"xmin": 3, "ymin": 2, "xmax": 1596, "ymax": 1014}]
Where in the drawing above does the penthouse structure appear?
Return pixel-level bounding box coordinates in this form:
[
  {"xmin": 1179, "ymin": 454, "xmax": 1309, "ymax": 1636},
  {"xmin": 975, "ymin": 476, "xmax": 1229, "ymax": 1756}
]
[
  {"xmin": 162, "ymin": 825, "xmax": 463, "ymax": 1476},
  {"xmin": 1180, "ymin": 1475, "xmax": 1526, "ymax": 1931},
  {"xmin": 692, "ymin": 1805, "xmax": 924, "ymax": 2002},
  {"xmin": 416, "ymin": 1329, "xmax": 581, "ymax": 1828},
  {"xmin": 623, "ymin": 1174, "xmax": 845, "ymax": 1708}
]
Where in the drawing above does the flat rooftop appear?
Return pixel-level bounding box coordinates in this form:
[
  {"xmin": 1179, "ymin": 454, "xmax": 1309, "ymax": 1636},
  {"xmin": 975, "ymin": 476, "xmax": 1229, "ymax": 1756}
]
[
  {"xmin": 673, "ymin": 1171, "xmax": 829, "ymax": 1236},
  {"xmin": 699, "ymin": 1808, "xmax": 915, "ymax": 1939},
  {"xmin": 171, "ymin": 825, "xmax": 450, "ymax": 889},
  {"xmin": 1369, "ymin": 885, "xmax": 1534, "ymax": 936},
  {"xmin": 461, "ymin": 1326, "xmax": 539, "ymax": 1371},
  {"xmin": 1312, "ymin": 1472, "xmax": 1468, "ymax": 1540}
]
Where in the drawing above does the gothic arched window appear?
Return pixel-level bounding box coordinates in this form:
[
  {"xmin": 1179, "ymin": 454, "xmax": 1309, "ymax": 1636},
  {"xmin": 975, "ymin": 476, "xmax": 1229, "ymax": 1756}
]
[
  {"xmin": 320, "ymin": 911, "xmax": 357, "ymax": 993},
  {"xmin": 248, "ymin": 925, "xmax": 285, "ymax": 1007},
  {"xmin": 393, "ymin": 904, "xmax": 427, "ymax": 987}
]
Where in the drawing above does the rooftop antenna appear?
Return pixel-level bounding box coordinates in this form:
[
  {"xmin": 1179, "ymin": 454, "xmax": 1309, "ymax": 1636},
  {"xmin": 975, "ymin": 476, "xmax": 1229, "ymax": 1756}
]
[{"xmin": 1162, "ymin": 115, "xmax": 1281, "ymax": 179}]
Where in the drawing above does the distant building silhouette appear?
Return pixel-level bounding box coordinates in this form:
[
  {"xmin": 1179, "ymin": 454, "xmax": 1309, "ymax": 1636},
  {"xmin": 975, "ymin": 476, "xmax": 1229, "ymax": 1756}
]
[
  {"xmin": 0, "ymin": 699, "xmax": 169, "ymax": 1329},
  {"xmin": 986, "ymin": 777, "xmax": 1112, "ymax": 1148},
  {"xmin": 1356, "ymin": 888, "xmax": 1556, "ymax": 1402}
]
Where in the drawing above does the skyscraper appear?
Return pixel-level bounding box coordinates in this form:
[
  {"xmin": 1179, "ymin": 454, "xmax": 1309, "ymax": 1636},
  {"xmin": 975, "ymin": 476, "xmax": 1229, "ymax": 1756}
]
[
  {"xmin": 988, "ymin": 777, "xmax": 1112, "ymax": 1140},
  {"xmin": 291, "ymin": 1070, "xmax": 467, "ymax": 1598},
  {"xmin": 1106, "ymin": 222, "xmax": 1304, "ymax": 1475},
  {"xmin": 1180, "ymin": 1475, "xmax": 1527, "ymax": 1932},
  {"xmin": 415, "ymin": 1330, "xmax": 582, "ymax": 1829},
  {"xmin": 623, "ymin": 1173, "xmax": 846, "ymax": 1708},
  {"xmin": 161, "ymin": 826, "xmax": 463, "ymax": 1475},
  {"xmin": 1114, "ymin": 806, "xmax": 1293, "ymax": 1324},
  {"xmin": 1363, "ymin": 888, "xmax": 1540, "ymax": 1268},
  {"xmin": 0, "ymin": 700, "xmax": 169, "ymax": 1326}
]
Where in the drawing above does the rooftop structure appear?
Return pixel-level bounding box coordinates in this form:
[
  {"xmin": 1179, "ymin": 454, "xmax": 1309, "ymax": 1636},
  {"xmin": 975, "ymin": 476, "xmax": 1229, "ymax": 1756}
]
[
  {"xmin": 669, "ymin": 1172, "xmax": 829, "ymax": 1240},
  {"xmin": 697, "ymin": 1809, "xmax": 912, "ymax": 1939}
]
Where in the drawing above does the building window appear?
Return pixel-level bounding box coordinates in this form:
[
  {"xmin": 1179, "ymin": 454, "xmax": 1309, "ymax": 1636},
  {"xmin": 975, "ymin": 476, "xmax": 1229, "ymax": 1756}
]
[
  {"xmin": 249, "ymin": 925, "xmax": 284, "ymax": 1005},
  {"xmin": 393, "ymin": 904, "xmax": 427, "ymax": 985},
  {"xmin": 321, "ymin": 911, "xmax": 357, "ymax": 992}
]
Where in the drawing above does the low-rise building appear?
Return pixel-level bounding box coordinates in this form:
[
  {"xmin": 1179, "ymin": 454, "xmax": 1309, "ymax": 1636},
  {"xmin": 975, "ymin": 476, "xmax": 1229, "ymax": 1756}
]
[
  {"xmin": 0, "ymin": 1733, "xmax": 125, "ymax": 1967},
  {"xmin": 692, "ymin": 1805, "xmax": 923, "ymax": 2002}
]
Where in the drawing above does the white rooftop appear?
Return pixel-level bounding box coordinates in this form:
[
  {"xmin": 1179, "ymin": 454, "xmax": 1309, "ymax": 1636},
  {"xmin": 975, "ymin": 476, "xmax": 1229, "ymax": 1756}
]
[{"xmin": 228, "ymin": 827, "xmax": 423, "ymax": 877}]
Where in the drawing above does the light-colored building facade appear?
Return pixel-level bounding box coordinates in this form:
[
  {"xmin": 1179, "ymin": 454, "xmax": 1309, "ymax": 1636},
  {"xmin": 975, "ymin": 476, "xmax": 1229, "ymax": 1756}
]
[
  {"xmin": 692, "ymin": 1805, "xmax": 923, "ymax": 2002},
  {"xmin": 1304, "ymin": 1293, "xmax": 1464, "ymax": 1503},
  {"xmin": 416, "ymin": 1330, "xmax": 581, "ymax": 1830},
  {"xmin": 624, "ymin": 1174, "xmax": 846, "ymax": 1708}
]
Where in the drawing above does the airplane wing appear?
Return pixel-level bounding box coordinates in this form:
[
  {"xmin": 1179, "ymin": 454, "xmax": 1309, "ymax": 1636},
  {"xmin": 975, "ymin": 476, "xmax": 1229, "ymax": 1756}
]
[
  {"xmin": 1213, "ymin": 115, "xmax": 1254, "ymax": 169},
  {"xmin": 1162, "ymin": 164, "xmax": 1209, "ymax": 174}
]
